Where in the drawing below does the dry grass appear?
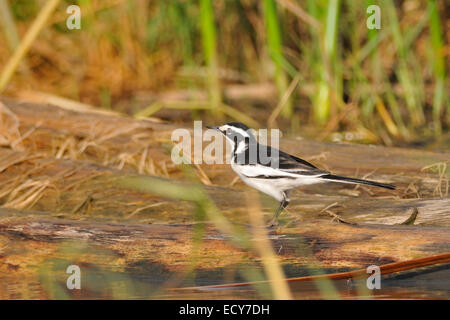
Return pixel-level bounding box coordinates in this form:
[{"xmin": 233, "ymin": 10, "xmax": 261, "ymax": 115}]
[
  {"xmin": 421, "ymin": 162, "xmax": 449, "ymax": 197},
  {"xmin": 0, "ymin": 102, "xmax": 22, "ymax": 150},
  {"xmin": 0, "ymin": 0, "xmax": 447, "ymax": 144}
]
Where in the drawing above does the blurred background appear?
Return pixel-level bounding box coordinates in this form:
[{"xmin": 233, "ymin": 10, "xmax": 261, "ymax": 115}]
[{"xmin": 0, "ymin": 0, "xmax": 449, "ymax": 147}]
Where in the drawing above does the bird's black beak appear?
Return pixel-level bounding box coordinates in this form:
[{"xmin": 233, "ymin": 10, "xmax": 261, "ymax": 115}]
[{"xmin": 206, "ymin": 125, "xmax": 219, "ymax": 131}]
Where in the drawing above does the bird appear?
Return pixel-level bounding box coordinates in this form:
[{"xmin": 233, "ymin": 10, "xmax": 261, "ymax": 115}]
[{"xmin": 206, "ymin": 122, "xmax": 395, "ymax": 227}]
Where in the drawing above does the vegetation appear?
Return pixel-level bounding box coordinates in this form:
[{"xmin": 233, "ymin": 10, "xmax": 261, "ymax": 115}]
[{"xmin": 0, "ymin": 0, "xmax": 448, "ymax": 146}]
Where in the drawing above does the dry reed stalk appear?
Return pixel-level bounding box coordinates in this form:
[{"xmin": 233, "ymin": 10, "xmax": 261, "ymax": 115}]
[
  {"xmin": 246, "ymin": 191, "xmax": 292, "ymax": 300},
  {"xmin": 0, "ymin": 151, "xmax": 43, "ymax": 174},
  {"xmin": 2, "ymin": 179, "xmax": 52, "ymax": 210},
  {"xmin": 267, "ymin": 74, "xmax": 301, "ymax": 128},
  {"xmin": 193, "ymin": 164, "xmax": 212, "ymax": 186},
  {"xmin": 0, "ymin": 0, "xmax": 61, "ymax": 92},
  {"xmin": 126, "ymin": 202, "xmax": 169, "ymax": 219},
  {"xmin": 17, "ymin": 91, "xmax": 121, "ymax": 116},
  {"xmin": 421, "ymin": 162, "xmax": 449, "ymax": 198},
  {"xmin": 375, "ymin": 98, "xmax": 400, "ymax": 137},
  {"xmin": 276, "ymin": 0, "xmax": 322, "ymax": 30}
]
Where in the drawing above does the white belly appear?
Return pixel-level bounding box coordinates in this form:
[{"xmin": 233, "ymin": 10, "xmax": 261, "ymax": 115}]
[
  {"xmin": 231, "ymin": 163, "xmax": 325, "ymax": 202},
  {"xmin": 237, "ymin": 174, "xmax": 286, "ymax": 202}
]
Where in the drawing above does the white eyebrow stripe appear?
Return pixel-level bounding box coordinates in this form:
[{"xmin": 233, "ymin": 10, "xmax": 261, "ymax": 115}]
[{"xmin": 221, "ymin": 126, "xmax": 250, "ymax": 138}]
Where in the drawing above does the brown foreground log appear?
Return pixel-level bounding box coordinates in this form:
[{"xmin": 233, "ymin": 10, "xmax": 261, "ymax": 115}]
[{"xmin": 0, "ymin": 210, "xmax": 450, "ymax": 299}]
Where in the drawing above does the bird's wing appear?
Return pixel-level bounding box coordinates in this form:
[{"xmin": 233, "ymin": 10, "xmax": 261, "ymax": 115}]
[
  {"xmin": 234, "ymin": 146, "xmax": 328, "ymax": 178},
  {"xmin": 275, "ymin": 149, "xmax": 329, "ymax": 176}
]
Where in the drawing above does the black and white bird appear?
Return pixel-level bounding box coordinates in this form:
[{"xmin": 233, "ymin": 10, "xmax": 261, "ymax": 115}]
[{"xmin": 207, "ymin": 122, "xmax": 395, "ymax": 227}]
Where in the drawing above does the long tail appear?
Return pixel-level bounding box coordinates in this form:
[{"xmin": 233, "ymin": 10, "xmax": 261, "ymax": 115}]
[{"xmin": 320, "ymin": 174, "xmax": 395, "ymax": 190}]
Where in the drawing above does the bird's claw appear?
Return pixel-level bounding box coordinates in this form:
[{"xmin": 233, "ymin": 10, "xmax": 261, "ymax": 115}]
[{"xmin": 267, "ymin": 220, "xmax": 278, "ymax": 229}]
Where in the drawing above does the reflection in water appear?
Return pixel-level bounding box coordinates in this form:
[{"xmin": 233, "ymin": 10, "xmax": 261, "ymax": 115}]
[{"xmin": 31, "ymin": 241, "xmax": 450, "ymax": 299}]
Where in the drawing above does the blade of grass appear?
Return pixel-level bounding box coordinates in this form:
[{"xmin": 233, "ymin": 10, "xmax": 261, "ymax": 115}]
[
  {"xmin": 199, "ymin": 0, "xmax": 222, "ymax": 117},
  {"xmin": 324, "ymin": 0, "xmax": 339, "ymax": 57},
  {"xmin": 267, "ymin": 73, "xmax": 301, "ymax": 128},
  {"xmin": 359, "ymin": 0, "xmax": 403, "ymax": 138},
  {"xmin": 263, "ymin": 0, "xmax": 293, "ymax": 118},
  {"xmin": 428, "ymin": 0, "xmax": 446, "ymax": 135},
  {"xmin": 375, "ymin": 97, "xmax": 399, "ymax": 137},
  {"xmin": 134, "ymin": 100, "xmax": 260, "ymax": 128},
  {"xmin": 276, "ymin": 0, "xmax": 322, "ymax": 31},
  {"xmin": 0, "ymin": 0, "xmax": 30, "ymax": 74},
  {"xmin": 0, "ymin": 0, "xmax": 21, "ymax": 50},
  {"xmin": 246, "ymin": 191, "xmax": 292, "ymax": 300},
  {"xmin": 385, "ymin": 0, "xmax": 424, "ymax": 127},
  {"xmin": 315, "ymin": 0, "xmax": 340, "ymax": 125},
  {"xmin": 0, "ymin": 0, "xmax": 61, "ymax": 93}
]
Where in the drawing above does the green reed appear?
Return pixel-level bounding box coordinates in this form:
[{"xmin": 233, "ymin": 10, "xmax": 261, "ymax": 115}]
[
  {"xmin": 428, "ymin": 0, "xmax": 446, "ymax": 135},
  {"xmin": 263, "ymin": 0, "xmax": 292, "ymax": 118},
  {"xmin": 200, "ymin": 0, "xmax": 222, "ymax": 116}
]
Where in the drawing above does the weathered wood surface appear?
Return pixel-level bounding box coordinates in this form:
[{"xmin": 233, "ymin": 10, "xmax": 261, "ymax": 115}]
[
  {"xmin": 0, "ymin": 97, "xmax": 449, "ymax": 299},
  {"xmin": 1, "ymin": 210, "xmax": 449, "ymax": 299},
  {"xmin": 0, "ymin": 147, "xmax": 448, "ymax": 226}
]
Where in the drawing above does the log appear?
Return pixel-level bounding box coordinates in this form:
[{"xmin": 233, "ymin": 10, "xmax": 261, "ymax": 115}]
[{"xmin": 0, "ymin": 211, "xmax": 449, "ymax": 299}]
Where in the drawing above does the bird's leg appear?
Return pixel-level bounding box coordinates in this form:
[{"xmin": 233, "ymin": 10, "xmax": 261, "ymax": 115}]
[{"xmin": 268, "ymin": 196, "xmax": 289, "ymax": 227}]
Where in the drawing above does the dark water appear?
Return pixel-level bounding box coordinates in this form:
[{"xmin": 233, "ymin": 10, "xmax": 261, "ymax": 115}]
[{"xmin": 5, "ymin": 255, "xmax": 447, "ymax": 300}]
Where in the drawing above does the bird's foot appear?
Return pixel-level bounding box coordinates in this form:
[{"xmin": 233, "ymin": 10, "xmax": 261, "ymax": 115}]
[{"xmin": 267, "ymin": 219, "xmax": 278, "ymax": 229}]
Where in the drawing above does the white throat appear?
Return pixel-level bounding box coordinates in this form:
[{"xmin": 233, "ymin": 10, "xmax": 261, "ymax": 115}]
[{"xmin": 235, "ymin": 140, "xmax": 247, "ymax": 154}]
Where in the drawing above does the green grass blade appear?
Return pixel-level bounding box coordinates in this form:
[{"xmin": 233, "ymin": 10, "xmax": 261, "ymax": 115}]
[
  {"xmin": 385, "ymin": 0, "xmax": 424, "ymax": 127},
  {"xmin": 428, "ymin": 0, "xmax": 446, "ymax": 135},
  {"xmin": 263, "ymin": 0, "xmax": 292, "ymax": 117},
  {"xmin": 0, "ymin": 0, "xmax": 21, "ymax": 50},
  {"xmin": 199, "ymin": 0, "xmax": 222, "ymax": 116},
  {"xmin": 315, "ymin": 0, "xmax": 340, "ymax": 125}
]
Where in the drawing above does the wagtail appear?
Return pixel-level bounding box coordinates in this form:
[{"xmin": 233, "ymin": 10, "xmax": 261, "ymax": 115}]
[{"xmin": 207, "ymin": 122, "xmax": 395, "ymax": 227}]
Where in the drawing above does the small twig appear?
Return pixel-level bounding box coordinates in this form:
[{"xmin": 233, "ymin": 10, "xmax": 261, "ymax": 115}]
[
  {"xmin": 319, "ymin": 202, "xmax": 356, "ymax": 225},
  {"xmin": 323, "ymin": 210, "xmax": 356, "ymax": 225},
  {"xmin": 126, "ymin": 202, "xmax": 168, "ymax": 219},
  {"xmin": 71, "ymin": 195, "xmax": 94, "ymax": 215},
  {"xmin": 275, "ymin": 0, "xmax": 322, "ymax": 31},
  {"xmin": 404, "ymin": 181, "xmax": 421, "ymax": 199},
  {"xmin": 228, "ymin": 176, "xmax": 241, "ymax": 187},
  {"xmin": 397, "ymin": 207, "xmax": 419, "ymax": 226},
  {"xmin": 320, "ymin": 202, "xmax": 340, "ymax": 213},
  {"xmin": 194, "ymin": 163, "xmax": 212, "ymax": 186}
]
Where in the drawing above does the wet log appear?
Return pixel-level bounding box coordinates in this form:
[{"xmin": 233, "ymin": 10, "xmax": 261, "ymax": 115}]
[{"xmin": 0, "ymin": 210, "xmax": 449, "ymax": 299}]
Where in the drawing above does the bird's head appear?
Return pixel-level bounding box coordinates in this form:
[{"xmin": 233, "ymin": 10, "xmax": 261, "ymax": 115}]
[{"xmin": 207, "ymin": 122, "xmax": 255, "ymax": 152}]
